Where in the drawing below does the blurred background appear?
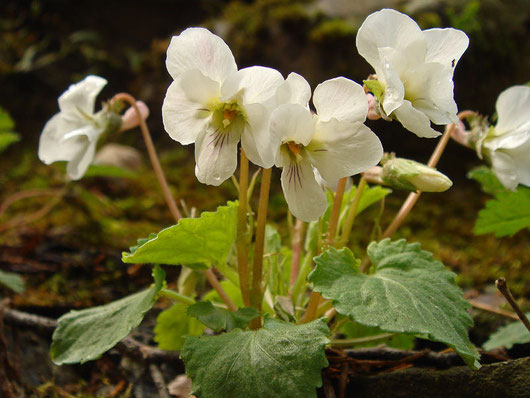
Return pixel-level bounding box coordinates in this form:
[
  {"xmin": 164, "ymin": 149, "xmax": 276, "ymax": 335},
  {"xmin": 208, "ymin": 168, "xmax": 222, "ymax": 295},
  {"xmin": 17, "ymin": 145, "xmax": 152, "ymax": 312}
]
[{"xmin": 1, "ymin": 0, "xmax": 529, "ymax": 301}]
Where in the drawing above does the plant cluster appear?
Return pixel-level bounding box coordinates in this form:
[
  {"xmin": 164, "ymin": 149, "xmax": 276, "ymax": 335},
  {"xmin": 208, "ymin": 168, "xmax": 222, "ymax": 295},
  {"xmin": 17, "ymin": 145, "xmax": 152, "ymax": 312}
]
[{"xmin": 3, "ymin": 7, "xmax": 527, "ymax": 398}]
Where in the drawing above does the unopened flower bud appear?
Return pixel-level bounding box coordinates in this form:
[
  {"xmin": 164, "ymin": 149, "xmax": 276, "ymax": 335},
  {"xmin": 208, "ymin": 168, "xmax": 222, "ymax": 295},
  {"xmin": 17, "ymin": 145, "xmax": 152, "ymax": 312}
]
[
  {"xmin": 366, "ymin": 93, "xmax": 381, "ymax": 120},
  {"xmin": 381, "ymin": 155, "xmax": 452, "ymax": 192},
  {"xmin": 120, "ymin": 101, "xmax": 150, "ymax": 132}
]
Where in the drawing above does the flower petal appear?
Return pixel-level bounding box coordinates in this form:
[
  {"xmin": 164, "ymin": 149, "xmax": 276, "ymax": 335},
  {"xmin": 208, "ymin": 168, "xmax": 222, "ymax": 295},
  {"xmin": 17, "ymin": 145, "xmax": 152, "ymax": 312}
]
[
  {"xmin": 162, "ymin": 69, "xmax": 220, "ymax": 145},
  {"xmin": 307, "ymin": 119, "xmax": 383, "ymax": 184},
  {"xmin": 378, "ymin": 47, "xmax": 405, "ymax": 115},
  {"xmin": 392, "ymin": 100, "xmax": 441, "ymax": 138},
  {"xmin": 489, "ymin": 150, "xmax": 518, "ymax": 190},
  {"xmin": 486, "ymin": 124, "xmax": 530, "ymax": 151},
  {"xmin": 221, "ymin": 66, "xmax": 284, "ymax": 108},
  {"xmin": 313, "ymin": 77, "xmax": 368, "ymax": 123},
  {"xmin": 356, "ymin": 8, "xmax": 426, "ymax": 71},
  {"xmin": 165, "ymin": 27, "xmax": 237, "ymax": 82},
  {"xmin": 276, "ymin": 72, "xmax": 311, "ymax": 107},
  {"xmin": 495, "ymin": 85, "xmax": 530, "ymax": 134},
  {"xmin": 423, "ymin": 28, "xmax": 469, "ymax": 68},
  {"xmin": 403, "ymin": 62, "xmax": 459, "ymax": 124},
  {"xmin": 270, "ymin": 104, "xmax": 315, "ymax": 151},
  {"xmin": 66, "ymin": 138, "xmax": 97, "ymax": 181},
  {"xmin": 58, "ymin": 75, "xmax": 107, "ymax": 116},
  {"xmin": 280, "ymin": 154, "xmax": 327, "ymax": 222},
  {"xmin": 194, "ymin": 127, "xmax": 240, "ymax": 186},
  {"xmin": 241, "ymin": 103, "xmax": 278, "ymax": 168}
]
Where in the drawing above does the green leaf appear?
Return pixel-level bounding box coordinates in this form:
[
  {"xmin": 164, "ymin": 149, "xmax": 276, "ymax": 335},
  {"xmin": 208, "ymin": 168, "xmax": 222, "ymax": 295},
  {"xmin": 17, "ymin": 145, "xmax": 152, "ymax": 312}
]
[
  {"xmin": 203, "ymin": 280, "xmax": 244, "ymax": 308},
  {"xmin": 129, "ymin": 233, "xmax": 158, "ymax": 254},
  {"xmin": 154, "ymin": 303, "xmax": 204, "ymax": 351},
  {"xmin": 83, "ymin": 164, "xmax": 136, "ymax": 179},
  {"xmin": 122, "ymin": 202, "xmax": 238, "ymax": 269},
  {"xmin": 50, "ymin": 265, "xmax": 165, "ymax": 364},
  {"xmin": 0, "ymin": 270, "xmax": 26, "ymax": 293},
  {"xmin": 0, "ymin": 107, "xmax": 15, "ymax": 131},
  {"xmin": 474, "ymin": 186, "xmax": 530, "ymax": 237},
  {"xmin": 363, "ymin": 79, "xmax": 384, "ymax": 101},
  {"xmin": 0, "ymin": 131, "xmax": 20, "ymax": 153},
  {"xmin": 305, "ymin": 184, "xmax": 391, "ymax": 252},
  {"xmin": 483, "ymin": 313, "xmax": 530, "ymax": 350},
  {"xmin": 309, "ymin": 240, "xmax": 480, "ymax": 369},
  {"xmin": 468, "ymin": 166, "xmax": 508, "ymax": 196},
  {"xmin": 339, "ymin": 319, "xmax": 415, "ymax": 350},
  {"xmin": 187, "ymin": 301, "xmax": 259, "ymax": 331},
  {"xmin": 181, "ymin": 317, "xmax": 329, "ymax": 398}
]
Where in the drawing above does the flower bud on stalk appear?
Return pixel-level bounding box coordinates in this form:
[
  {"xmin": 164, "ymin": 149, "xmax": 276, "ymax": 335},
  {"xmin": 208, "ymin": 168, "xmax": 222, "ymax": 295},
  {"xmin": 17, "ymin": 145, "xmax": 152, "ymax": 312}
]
[{"xmin": 380, "ymin": 154, "xmax": 453, "ymax": 192}]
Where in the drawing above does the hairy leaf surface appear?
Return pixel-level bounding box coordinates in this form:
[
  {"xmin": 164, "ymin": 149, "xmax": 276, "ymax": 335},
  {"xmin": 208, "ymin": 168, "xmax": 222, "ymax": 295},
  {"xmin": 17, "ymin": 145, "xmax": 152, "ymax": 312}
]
[
  {"xmin": 181, "ymin": 317, "xmax": 329, "ymax": 398},
  {"xmin": 187, "ymin": 301, "xmax": 259, "ymax": 331},
  {"xmin": 309, "ymin": 240, "xmax": 480, "ymax": 369},
  {"xmin": 122, "ymin": 202, "xmax": 238, "ymax": 269},
  {"xmin": 154, "ymin": 303, "xmax": 204, "ymax": 351},
  {"xmin": 51, "ymin": 266, "xmax": 165, "ymax": 364},
  {"xmin": 483, "ymin": 313, "xmax": 530, "ymax": 350}
]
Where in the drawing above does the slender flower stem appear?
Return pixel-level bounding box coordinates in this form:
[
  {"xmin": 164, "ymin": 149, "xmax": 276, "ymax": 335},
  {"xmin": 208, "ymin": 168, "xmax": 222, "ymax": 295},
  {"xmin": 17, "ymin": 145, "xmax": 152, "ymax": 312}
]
[
  {"xmin": 496, "ymin": 277, "xmax": 530, "ymax": 333},
  {"xmin": 289, "ymin": 218, "xmax": 305, "ymax": 288},
  {"xmin": 338, "ymin": 176, "xmax": 367, "ymax": 248},
  {"xmin": 331, "ymin": 333, "xmax": 396, "ymax": 347},
  {"xmin": 326, "ymin": 177, "xmax": 347, "ymax": 247},
  {"xmin": 250, "ymin": 168, "xmax": 272, "ymax": 329},
  {"xmin": 301, "ymin": 291, "xmax": 322, "ymax": 324},
  {"xmin": 159, "ymin": 288, "xmax": 196, "ymax": 305},
  {"xmin": 236, "ymin": 149, "xmax": 251, "ymax": 307},
  {"xmin": 112, "ymin": 93, "xmax": 182, "ymax": 222},
  {"xmin": 468, "ymin": 298, "xmax": 520, "ymax": 321},
  {"xmin": 113, "ymin": 93, "xmax": 236, "ymax": 311},
  {"xmin": 381, "ymin": 122, "xmax": 456, "ymax": 240},
  {"xmin": 205, "ymin": 269, "xmax": 237, "ymax": 311}
]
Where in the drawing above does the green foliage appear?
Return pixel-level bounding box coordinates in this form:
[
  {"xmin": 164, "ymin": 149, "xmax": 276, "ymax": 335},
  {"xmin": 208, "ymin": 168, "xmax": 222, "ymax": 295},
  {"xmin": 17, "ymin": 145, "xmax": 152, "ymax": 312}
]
[
  {"xmin": 83, "ymin": 164, "xmax": 136, "ymax": 179},
  {"xmin": 339, "ymin": 319, "xmax": 415, "ymax": 350},
  {"xmin": 468, "ymin": 165, "xmax": 530, "ymax": 237},
  {"xmin": 122, "ymin": 202, "xmax": 238, "ymax": 269},
  {"xmin": 363, "ymin": 80, "xmax": 384, "ymax": 102},
  {"xmin": 50, "ymin": 265, "xmax": 165, "ymax": 364},
  {"xmin": 0, "ymin": 270, "xmax": 26, "ymax": 293},
  {"xmin": 468, "ymin": 166, "xmax": 508, "ymax": 196},
  {"xmin": 474, "ymin": 186, "xmax": 530, "ymax": 237},
  {"xmin": 154, "ymin": 303, "xmax": 204, "ymax": 351},
  {"xmin": 306, "ymin": 183, "xmax": 391, "ymax": 251},
  {"xmin": 203, "ymin": 280, "xmax": 244, "ymax": 308},
  {"xmin": 0, "ymin": 107, "xmax": 19, "ymax": 153},
  {"xmin": 181, "ymin": 317, "xmax": 330, "ymax": 398},
  {"xmin": 187, "ymin": 301, "xmax": 259, "ymax": 331},
  {"xmin": 264, "ymin": 224, "xmax": 291, "ymax": 297},
  {"xmin": 483, "ymin": 313, "xmax": 530, "ymax": 350},
  {"xmin": 309, "ymin": 240, "xmax": 480, "ymax": 369}
]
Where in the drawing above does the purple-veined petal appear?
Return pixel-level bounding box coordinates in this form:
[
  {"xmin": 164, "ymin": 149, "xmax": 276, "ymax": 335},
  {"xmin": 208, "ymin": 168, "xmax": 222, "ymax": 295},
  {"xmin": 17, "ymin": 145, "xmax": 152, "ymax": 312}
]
[
  {"xmin": 166, "ymin": 27, "xmax": 237, "ymax": 82},
  {"xmin": 194, "ymin": 127, "xmax": 240, "ymax": 186},
  {"xmin": 280, "ymin": 153, "xmax": 327, "ymax": 222},
  {"xmin": 313, "ymin": 77, "xmax": 368, "ymax": 123}
]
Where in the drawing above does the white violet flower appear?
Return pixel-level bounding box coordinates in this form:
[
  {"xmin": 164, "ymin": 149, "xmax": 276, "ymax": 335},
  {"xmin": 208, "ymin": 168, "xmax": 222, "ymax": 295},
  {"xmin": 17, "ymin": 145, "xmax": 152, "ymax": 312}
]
[
  {"xmin": 483, "ymin": 85, "xmax": 530, "ymax": 190},
  {"xmin": 38, "ymin": 75, "xmax": 110, "ymax": 180},
  {"xmin": 270, "ymin": 76, "xmax": 384, "ymax": 221},
  {"xmin": 162, "ymin": 27, "xmax": 284, "ymax": 186},
  {"xmin": 356, "ymin": 8, "xmax": 469, "ymax": 138}
]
